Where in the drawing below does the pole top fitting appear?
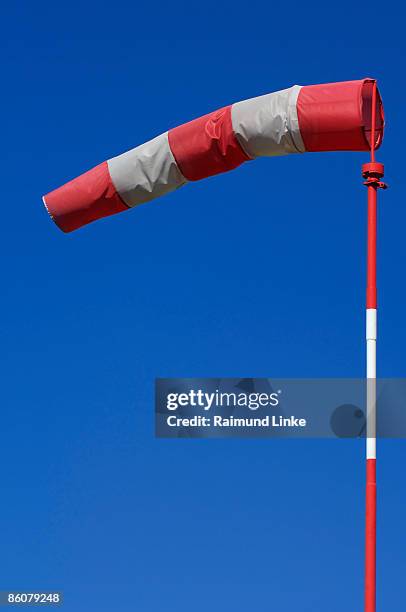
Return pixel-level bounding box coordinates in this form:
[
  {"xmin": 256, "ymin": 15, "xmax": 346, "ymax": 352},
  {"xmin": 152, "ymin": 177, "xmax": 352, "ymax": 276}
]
[
  {"xmin": 362, "ymin": 162, "xmax": 384, "ymax": 178},
  {"xmin": 362, "ymin": 162, "xmax": 388, "ymax": 189}
]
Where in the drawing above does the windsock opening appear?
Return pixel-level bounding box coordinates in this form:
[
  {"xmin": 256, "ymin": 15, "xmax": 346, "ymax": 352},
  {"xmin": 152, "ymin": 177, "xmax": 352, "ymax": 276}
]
[
  {"xmin": 362, "ymin": 79, "xmax": 384, "ymax": 150},
  {"xmin": 42, "ymin": 78, "xmax": 385, "ymax": 233}
]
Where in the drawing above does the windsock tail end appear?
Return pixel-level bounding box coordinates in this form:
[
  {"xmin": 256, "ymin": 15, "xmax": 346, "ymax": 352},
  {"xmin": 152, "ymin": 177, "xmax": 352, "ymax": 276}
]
[{"xmin": 42, "ymin": 161, "xmax": 129, "ymax": 233}]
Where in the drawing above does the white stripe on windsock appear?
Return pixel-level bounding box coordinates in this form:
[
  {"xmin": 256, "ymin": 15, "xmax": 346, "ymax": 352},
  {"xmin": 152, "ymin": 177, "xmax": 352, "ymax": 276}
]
[
  {"xmin": 107, "ymin": 132, "xmax": 188, "ymax": 208},
  {"xmin": 231, "ymin": 86, "xmax": 305, "ymax": 158}
]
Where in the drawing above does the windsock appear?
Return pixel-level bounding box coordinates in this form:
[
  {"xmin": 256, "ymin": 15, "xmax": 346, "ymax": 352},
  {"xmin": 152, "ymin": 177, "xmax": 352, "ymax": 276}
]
[{"xmin": 43, "ymin": 78, "xmax": 384, "ymax": 232}]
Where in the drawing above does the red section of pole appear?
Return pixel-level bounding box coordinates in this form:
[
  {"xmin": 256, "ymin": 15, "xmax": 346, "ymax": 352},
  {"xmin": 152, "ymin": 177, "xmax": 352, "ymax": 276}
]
[
  {"xmin": 365, "ymin": 458, "xmax": 377, "ymax": 612},
  {"xmin": 366, "ymin": 184, "xmax": 378, "ymax": 309}
]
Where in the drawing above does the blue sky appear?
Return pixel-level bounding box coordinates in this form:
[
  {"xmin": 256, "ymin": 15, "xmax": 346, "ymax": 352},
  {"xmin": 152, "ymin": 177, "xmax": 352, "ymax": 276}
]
[{"xmin": 2, "ymin": 1, "xmax": 406, "ymax": 610}]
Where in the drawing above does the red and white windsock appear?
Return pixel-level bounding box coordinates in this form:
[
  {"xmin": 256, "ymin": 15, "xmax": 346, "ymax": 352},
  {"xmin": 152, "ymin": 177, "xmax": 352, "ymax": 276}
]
[{"xmin": 43, "ymin": 78, "xmax": 384, "ymax": 232}]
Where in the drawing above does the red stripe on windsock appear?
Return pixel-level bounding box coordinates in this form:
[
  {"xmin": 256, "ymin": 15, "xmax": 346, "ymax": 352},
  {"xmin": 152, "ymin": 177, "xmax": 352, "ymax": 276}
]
[
  {"xmin": 168, "ymin": 105, "xmax": 250, "ymax": 181},
  {"xmin": 297, "ymin": 79, "xmax": 384, "ymax": 152},
  {"xmin": 43, "ymin": 161, "xmax": 128, "ymax": 233}
]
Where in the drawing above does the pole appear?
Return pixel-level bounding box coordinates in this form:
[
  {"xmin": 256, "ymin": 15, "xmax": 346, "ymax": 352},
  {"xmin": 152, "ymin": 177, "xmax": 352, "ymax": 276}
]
[{"xmin": 363, "ymin": 81, "xmax": 387, "ymax": 612}]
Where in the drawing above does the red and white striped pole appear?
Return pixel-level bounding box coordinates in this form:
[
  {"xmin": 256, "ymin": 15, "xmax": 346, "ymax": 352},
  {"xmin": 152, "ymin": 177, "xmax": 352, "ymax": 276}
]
[{"xmin": 363, "ymin": 80, "xmax": 387, "ymax": 612}]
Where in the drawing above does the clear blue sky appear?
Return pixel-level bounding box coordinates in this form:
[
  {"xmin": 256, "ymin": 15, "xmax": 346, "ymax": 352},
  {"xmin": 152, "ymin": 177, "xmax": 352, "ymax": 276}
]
[{"xmin": 2, "ymin": 1, "xmax": 405, "ymax": 610}]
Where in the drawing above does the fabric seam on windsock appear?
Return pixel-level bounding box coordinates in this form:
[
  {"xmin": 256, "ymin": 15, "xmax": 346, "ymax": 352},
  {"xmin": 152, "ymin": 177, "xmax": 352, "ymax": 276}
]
[{"xmin": 168, "ymin": 105, "xmax": 252, "ymax": 181}]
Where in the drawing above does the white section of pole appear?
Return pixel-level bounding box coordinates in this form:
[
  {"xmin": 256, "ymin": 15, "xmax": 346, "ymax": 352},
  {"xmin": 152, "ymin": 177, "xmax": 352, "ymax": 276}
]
[{"xmin": 366, "ymin": 309, "xmax": 377, "ymax": 460}]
